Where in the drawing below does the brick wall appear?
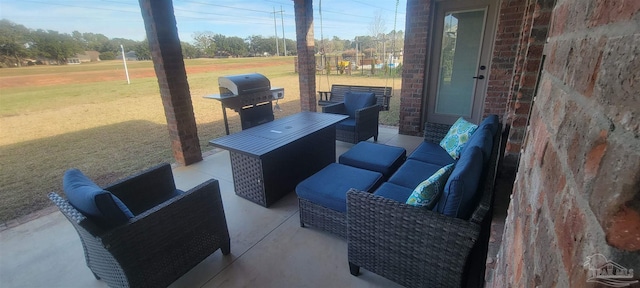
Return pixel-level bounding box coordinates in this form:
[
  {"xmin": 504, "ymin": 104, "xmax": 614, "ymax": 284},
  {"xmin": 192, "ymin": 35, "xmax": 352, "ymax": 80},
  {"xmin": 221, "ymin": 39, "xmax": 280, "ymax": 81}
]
[
  {"xmin": 293, "ymin": 0, "xmax": 317, "ymax": 112},
  {"xmin": 139, "ymin": 0, "xmax": 202, "ymax": 165},
  {"xmin": 486, "ymin": 0, "xmax": 527, "ymax": 123},
  {"xmin": 398, "ymin": 0, "xmax": 431, "ymax": 135},
  {"xmin": 492, "ymin": 0, "xmax": 640, "ymax": 286}
]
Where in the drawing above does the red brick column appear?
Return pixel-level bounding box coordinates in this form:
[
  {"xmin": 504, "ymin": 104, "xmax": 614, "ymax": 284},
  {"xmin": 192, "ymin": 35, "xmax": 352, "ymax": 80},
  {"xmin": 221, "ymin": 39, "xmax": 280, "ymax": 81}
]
[
  {"xmin": 293, "ymin": 0, "xmax": 317, "ymax": 112},
  {"xmin": 139, "ymin": 0, "xmax": 202, "ymax": 165},
  {"xmin": 398, "ymin": 0, "xmax": 432, "ymax": 136}
]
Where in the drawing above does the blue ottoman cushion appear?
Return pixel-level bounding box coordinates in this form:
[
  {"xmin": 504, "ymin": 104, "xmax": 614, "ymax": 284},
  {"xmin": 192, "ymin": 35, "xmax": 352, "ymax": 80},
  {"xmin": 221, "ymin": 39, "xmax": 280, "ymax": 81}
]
[
  {"xmin": 339, "ymin": 142, "xmax": 406, "ymax": 178},
  {"xmin": 373, "ymin": 182, "xmax": 414, "ymax": 203},
  {"xmin": 296, "ymin": 163, "xmax": 383, "ymax": 212}
]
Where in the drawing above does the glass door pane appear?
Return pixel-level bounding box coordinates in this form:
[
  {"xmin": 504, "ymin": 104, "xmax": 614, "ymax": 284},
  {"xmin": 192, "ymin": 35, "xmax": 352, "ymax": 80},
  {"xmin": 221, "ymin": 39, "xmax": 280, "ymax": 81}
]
[{"xmin": 435, "ymin": 9, "xmax": 486, "ymax": 117}]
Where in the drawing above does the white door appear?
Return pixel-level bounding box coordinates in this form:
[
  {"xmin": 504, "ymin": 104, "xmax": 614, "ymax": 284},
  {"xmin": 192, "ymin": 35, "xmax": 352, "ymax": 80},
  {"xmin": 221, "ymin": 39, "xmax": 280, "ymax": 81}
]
[{"xmin": 425, "ymin": 0, "xmax": 498, "ymax": 125}]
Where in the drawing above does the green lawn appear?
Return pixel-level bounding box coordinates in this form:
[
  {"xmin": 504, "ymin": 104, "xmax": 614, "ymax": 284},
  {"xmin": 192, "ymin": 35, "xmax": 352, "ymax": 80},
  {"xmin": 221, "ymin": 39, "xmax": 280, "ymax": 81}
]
[{"xmin": 0, "ymin": 58, "xmax": 402, "ymax": 223}]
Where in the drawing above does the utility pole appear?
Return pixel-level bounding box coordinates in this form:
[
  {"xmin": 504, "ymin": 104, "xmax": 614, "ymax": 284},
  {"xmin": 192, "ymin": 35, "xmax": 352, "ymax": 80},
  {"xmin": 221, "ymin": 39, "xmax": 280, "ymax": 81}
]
[
  {"xmin": 280, "ymin": 6, "xmax": 286, "ymax": 56},
  {"xmin": 120, "ymin": 44, "xmax": 130, "ymax": 84},
  {"xmin": 355, "ymin": 36, "xmax": 359, "ymax": 73},
  {"xmin": 272, "ymin": 7, "xmax": 280, "ymax": 56}
]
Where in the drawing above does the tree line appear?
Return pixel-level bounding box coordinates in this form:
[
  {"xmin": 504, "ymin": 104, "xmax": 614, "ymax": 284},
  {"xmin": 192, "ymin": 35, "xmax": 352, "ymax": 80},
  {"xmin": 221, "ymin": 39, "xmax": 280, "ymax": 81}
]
[{"xmin": 0, "ymin": 19, "xmax": 404, "ymax": 68}]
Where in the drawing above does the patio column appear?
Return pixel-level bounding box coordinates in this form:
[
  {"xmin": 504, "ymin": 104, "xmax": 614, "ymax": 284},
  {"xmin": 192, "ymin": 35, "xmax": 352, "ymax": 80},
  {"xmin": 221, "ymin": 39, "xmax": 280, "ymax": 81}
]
[
  {"xmin": 293, "ymin": 0, "xmax": 317, "ymax": 112},
  {"xmin": 139, "ymin": 0, "xmax": 202, "ymax": 165}
]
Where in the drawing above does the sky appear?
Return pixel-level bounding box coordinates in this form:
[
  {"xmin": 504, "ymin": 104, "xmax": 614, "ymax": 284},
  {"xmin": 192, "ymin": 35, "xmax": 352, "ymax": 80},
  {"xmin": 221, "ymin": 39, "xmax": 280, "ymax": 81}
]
[{"xmin": 0, "ymin": 0, "xmax": 407, "ymax": 43}]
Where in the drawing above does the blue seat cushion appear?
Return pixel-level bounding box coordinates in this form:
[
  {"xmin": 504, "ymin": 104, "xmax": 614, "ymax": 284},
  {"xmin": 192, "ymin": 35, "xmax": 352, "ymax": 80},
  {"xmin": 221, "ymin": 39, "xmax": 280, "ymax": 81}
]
[
  {"xmin": 296, "ymin": 163, "xmax": 383, "ymax": 212},
  {"xmin": 478, "ymin": 114, "xmax": 500, "ymax": 136},
  {"xmin": 387, "ymin": 159, "xmax": 443, "ymax": 189},
  {"xmin": 373, "ymin": 182, "xmax": 414, "ymax": 203},
  {"xmin": 339, "ymin": 142, "xmax": 406, "ymax": 178},
  {"xmin": 344, "ymin": 92, "xmax": 376, "ymax": 118},
  {"xmin": 435, "ymin": 146, "xmax": 484, "ymax": 219},
  {"xmin": 407, "ymin": 141, "xmax": 455, "ymax": 166},
  {"xmin": 336, "ymin": 118, "xmax": 356, "ymax": 132},
  {"xmin": 63, "ymin": 169, "xmax": 134, "ymax": 228}
]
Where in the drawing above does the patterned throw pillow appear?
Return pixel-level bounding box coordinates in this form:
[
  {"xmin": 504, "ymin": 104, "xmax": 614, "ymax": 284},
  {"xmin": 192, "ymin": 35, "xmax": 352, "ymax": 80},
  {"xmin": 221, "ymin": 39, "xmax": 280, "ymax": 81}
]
[
  {"xmin": 406, "ymin": 163, "xmax": 455, "ymax": 208},
  {"xmin": 439, "ymin": 117, "xmax": 478, "ymax": 159}
]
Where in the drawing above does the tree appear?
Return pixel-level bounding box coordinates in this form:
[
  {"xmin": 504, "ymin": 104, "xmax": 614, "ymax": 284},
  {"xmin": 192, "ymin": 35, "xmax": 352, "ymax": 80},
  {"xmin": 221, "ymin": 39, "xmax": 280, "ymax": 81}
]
[
  {"xmin": 368, "ymin": 11, "xmax": 387, "ymax": 39},
  {"xmin": 181, "ymin": 41, "xmax": 201, "ymax": 59},
  {"xmin": 0, "ymin": 20, "xmax": 31, "ymax": 67},
  {"xmin": 192, "ymin": 31, "xmax": 217, "ymax": 57},
  {"xmin": 132, "ymin": 39, "xmax": 151, "ymax": 60},
  {"xmin": 213, "ymin": 34, "xmax": 247, "ymax": 57},
  {"xmin": 99, "ymin": 51, "xmax": 116, "ymax": 60},
  {"xmin": 80, "ymin": 32, "xmax": 110, "ymax": 52},
  {"xmin": 29, "ymin": 29, "xmax": 82, "ymax": 64}
]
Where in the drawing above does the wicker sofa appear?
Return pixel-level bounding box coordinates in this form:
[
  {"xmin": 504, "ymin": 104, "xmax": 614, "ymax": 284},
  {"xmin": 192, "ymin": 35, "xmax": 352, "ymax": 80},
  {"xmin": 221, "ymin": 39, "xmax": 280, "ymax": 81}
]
[
  {"xmin": 49, "ymin": 163, "xmax": 230, "ymax": 288},
  {"xmin": 347, "ymin": 116, "xmax": 502, "ymax": 288}
]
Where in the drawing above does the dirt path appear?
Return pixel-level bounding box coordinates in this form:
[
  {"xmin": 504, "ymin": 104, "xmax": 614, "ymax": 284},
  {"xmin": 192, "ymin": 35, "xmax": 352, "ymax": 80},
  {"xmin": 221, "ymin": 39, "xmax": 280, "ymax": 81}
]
[{"xmin": 0, "ymin": 60, "xmax": 287, "ymax": 89}]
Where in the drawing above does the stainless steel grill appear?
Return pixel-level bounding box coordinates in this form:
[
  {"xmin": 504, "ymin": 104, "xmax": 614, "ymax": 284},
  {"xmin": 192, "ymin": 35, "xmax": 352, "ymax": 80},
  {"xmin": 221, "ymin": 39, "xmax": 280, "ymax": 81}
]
[{"xmin": 205, "ymin": 73, "xmax": 284, "ymax": 134}]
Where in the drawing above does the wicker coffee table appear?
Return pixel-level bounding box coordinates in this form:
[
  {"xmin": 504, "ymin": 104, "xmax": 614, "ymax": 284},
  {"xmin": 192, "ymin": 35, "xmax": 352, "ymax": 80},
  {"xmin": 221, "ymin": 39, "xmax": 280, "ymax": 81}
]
[{"xmin": 210, "ymin": 112, "xmax": 348, "ymax": 207}]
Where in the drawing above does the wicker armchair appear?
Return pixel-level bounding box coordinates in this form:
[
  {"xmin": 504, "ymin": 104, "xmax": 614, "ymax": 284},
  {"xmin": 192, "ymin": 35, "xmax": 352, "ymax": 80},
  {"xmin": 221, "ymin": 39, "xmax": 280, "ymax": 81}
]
[
  {"xmin": 49, "ymin": 163, "xmax": 230, "ymax": 288},
  {"xmin": 322, "ymin": 92, "xmax": 380, "ymax": 143},
  {"xmin": 346, "ymin": 122, "xmax": 502, "ymax": 288}
]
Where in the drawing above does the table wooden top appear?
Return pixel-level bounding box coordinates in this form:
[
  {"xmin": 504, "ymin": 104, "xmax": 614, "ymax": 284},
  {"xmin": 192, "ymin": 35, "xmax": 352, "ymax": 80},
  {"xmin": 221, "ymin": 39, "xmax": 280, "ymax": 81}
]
[{"xmin": 209, "ymin": 112, "xmax": 348, "ymax": 157}]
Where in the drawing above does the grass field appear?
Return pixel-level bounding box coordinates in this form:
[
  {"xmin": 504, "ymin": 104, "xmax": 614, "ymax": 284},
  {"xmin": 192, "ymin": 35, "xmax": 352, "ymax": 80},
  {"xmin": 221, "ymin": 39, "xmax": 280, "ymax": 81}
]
[{"xmin": 0, "ymin": 57, "xmax": 402, "ymax": 223}]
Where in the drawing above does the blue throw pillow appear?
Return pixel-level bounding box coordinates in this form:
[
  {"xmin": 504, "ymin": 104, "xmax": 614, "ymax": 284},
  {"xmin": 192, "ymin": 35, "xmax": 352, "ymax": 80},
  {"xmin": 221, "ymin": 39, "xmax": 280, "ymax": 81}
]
[
  {"xmin": 63, "ymin": 169, "xmax": 133, "ymax": 228},
  {"xmin": 406, "ymin": 163, "xmax": 454, "ymax": 209},
  {"xmin": 439, "ymin": 117, "xmax": 478, "ymax": 159},
  {"xmin": 344, "ymin": 92, "xmax": 376, "ymax": 118}
]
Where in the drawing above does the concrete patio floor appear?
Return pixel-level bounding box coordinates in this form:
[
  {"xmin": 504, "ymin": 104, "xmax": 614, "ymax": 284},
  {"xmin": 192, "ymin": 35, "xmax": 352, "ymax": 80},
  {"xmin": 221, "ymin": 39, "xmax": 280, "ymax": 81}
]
[{"xmin": 0, "ymin": 126, "xmax": 510, "ymax": 287}]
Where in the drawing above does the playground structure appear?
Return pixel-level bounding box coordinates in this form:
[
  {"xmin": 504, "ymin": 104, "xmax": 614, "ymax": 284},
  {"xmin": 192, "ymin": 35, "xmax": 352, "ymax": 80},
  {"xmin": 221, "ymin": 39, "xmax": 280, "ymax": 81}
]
[{"xmin": 292, "ymin": 54, "xmax": 402, "ymax": 76}]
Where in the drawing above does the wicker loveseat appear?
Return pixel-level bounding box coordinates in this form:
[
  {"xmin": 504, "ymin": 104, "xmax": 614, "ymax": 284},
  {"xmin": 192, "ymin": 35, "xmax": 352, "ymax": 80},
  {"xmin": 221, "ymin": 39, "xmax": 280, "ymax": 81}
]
[
  {"xmin": 49, "ymin": 163, "xmax": 231, "ymax": 288},
  {"xmin": 347, "ymin": 116, "xmax": 502, "ymax": 288}
]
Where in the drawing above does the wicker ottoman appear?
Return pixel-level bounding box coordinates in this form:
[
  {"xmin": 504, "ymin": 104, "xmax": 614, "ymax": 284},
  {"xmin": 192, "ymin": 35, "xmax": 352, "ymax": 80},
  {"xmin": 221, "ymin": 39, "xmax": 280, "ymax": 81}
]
[
  {"xmin": 295, "ymin": 163, "xmax": 383, "ymax": 238},
  {"xmin": 339, "ymin": 142, "xmax": 406, "ymax": 179}
]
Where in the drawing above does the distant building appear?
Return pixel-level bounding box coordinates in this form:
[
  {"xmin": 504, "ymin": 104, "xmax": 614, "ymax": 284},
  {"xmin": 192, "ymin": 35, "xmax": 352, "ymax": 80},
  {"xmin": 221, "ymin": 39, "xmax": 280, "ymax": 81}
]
[
  {"xmin": 67, "ymin": 51, "xmax": 101, "ymax": 64},
  {"xmin": 115, "ymin": 51, "xmax": 138, "ymax": 61}
]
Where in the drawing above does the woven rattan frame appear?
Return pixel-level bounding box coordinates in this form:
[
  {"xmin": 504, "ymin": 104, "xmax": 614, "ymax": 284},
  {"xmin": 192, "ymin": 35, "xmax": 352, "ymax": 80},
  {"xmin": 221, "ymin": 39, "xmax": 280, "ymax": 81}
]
[
  {"xmin": 323, "ymin": 103, "xmax": 380, "ymax": 143},
  {"xmin": 49, "ymin": 164, "xmax": 230, "ymax": 288},
  {"xmin": 299, "ymin": 198, "xmax": 347, "ymax": 238},
  {"xmin": 347, "ymin": 121, "xmax": 503, "ymax": 288},
  {"xmin": 230, "ymin": 152, "xmax": 267, "ymax": 206}
]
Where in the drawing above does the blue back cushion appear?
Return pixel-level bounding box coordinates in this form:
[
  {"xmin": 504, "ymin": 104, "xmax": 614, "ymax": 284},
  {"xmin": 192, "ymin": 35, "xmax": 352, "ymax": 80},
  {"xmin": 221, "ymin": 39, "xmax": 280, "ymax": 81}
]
[
  {"xmin": 435, "ymin": 147, "xmax": 484, "ymax": 219},
  {"xmin": 344, "ymin": 92, "xmax": 376, "ymax": 118},
  {"xmin": 63, "ymin": 169, "xmax": 134, "ymax": 228},
  {"xmin": 479, "ymin": 114, "xmax": 500, "ymax": 136},
  {"xmin": 460, "ymin": 126, "xmax": 493, "ymax": 162}
]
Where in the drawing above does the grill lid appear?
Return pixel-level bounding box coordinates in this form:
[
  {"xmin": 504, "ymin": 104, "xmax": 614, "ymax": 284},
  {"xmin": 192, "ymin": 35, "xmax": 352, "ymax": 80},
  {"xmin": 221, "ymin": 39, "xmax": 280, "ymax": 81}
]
[{"xmin": 218, "ymin": 73, "xmax": 271, "ymax": 96}]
